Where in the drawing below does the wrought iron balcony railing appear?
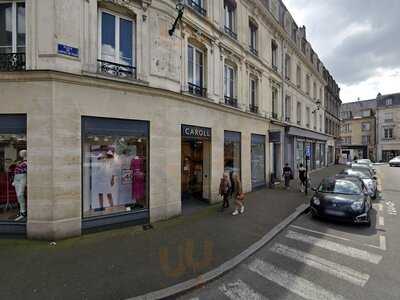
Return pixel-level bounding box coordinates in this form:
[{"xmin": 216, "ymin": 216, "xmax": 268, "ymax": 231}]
[
  {"xmin": 0, "ymin": 53, "xmax": 26, "ymax": 71},
  {"xmin": 97, "ymin": 59, "xmax": 136, "ymax": 79},
  {"xmin": 224, "ymin": 96, "xmax": 238, "ymax": 107},
  {"xmin": 249, "ymin": 104, "xmax": 258, "ymax": 113},
  {"xmin": 271, "ymin": 112, "xmax": 278, "ymax": 119},
  {"xmin": 187, "ymin": 0, "xmax": 207, "ymax": 16},
  {"xmin": 285, "ymin": 116, "xmax": 291, "ymax": 122},
  {"xmin": 224, "ymin": 26, "xmax": 238, "ymax": 40},
  {"xmin": 188, "ymin": 82, "xmax": 207, "ymax": 97},
  {"xmin": 249, "ymin": 46, "xmax": 258, "ymax": 56}
]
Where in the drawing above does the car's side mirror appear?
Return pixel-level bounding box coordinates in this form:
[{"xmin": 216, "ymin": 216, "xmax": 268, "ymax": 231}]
[
  {"xmin": 311, "ymin": 187, "xmax": 317, "ymax": 192},
  {"xmin": 373, "ymin": 176, "xmax": 378, "ymax": 180}
]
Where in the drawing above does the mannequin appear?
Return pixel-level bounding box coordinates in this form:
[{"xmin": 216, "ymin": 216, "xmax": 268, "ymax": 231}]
[
  {"xmin": 131, "ymin": 155, "xmax": 145, "ymax": 206},
  {"xmin": 13, "ymin": 149, "xmax": 27, "ymax": 221},
  {"xmin": 92, "ymin": 147, "xmax": 115, "ymax": 211}
]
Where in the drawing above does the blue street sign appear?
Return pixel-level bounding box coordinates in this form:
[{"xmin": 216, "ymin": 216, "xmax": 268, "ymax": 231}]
[
  {"xmin": 57, "ymin": 44, "xmax": 79, "ymax": 58},
  {"xmin": 305, "ymin": 145, "xmax": 311, "ymax": 157}
]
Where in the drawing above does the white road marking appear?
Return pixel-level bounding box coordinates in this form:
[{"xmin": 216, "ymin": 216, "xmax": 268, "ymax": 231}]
[
  {"xmin": 379, "ymin": 216, "xmax": 385, "ymax": 226},
  {"xmin": 219, "ymin": 279, "xmax": 268, "ymax": 300},
  {"xmin": 248, "ymin": 258, "xmax": 346, "ymax": 300},
  {"xmin": 285, "ymin": 230, "xmax": 382, "ymax": 264},
  {"xmin": 270, "ymin": 243, "xmax": 370, "ymax": 287},
  {"xmin": 366, "ymin": 235, "xmax": 387, "ymax": 251},
  {"xmin": 289, "ymin": 225, "xmax": 351, "ymax": 241}
]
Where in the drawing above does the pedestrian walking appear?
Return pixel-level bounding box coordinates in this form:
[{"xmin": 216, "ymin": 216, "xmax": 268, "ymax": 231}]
[
  {"xmin": 283, "ymin": 163, "xmax": 293, "ymax": 189},
  {"xmin": 219, "ymin": 172, "xmax": 231, "ymax": 211},
  {"xmin": 231, "ymin": 173, "xmax": 245, "ymax": 216},
  {"xmin": 298, "ymin": 163, "xmax": 307, "ymax": 192}
]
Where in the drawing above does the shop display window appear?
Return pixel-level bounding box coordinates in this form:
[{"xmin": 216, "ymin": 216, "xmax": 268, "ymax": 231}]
[
  {"xmin": 251, "ymin": 134, "xmax": 265, "ymax": 188},
  {"xmin": 82, "ymin": 117, "xmax": 149, "ymax": 219},
  {"xmin": 0, "ymin": 115, "xmax": 27, "ymax": 222},
  {"xmin": 224, "ymin": 131, "xmax": 241, "ymax": 178}
]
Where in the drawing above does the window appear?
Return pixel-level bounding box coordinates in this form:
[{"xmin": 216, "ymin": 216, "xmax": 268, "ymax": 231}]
[
  {"xmin": 306, "ymin": 75, "xmax": 310, "ymax": 95},
  {"xmin": 187, "ymin": 0, "xmax": 206, "ymax": 16},
  {"xmin": 384, "ymin": 112, "xmax": 393, "ymax": 122},
  {"xmin": 285, "ymin": 54, "xmax": 291, "ymax": 80},
  {"xmin": 272, "ymin": 86, "xmax": 278, "ymax": 118},
  {"xmin": 361, "ymin": 122, "xmax": 370, "ymax": 131},
  {"xmin": 251, "ymin": 134, "xmax": 266, "ymax": 188},
  {"xmin": 306, "ymin": 107, "xmax": 310, "ymax": 127},
  {"xmin": 0, "ymin": 1, "xmax": 25, "ymax": 54},
  {"xmin": 249, "ymin": 20, "xmax": 257, "ymax": 55},
  {"xmin": 362, "ymin": 135, "xmax": 370, "ymax": 145},
  {"xmin": 313, "ymin": 82, "xmax": 317, "ymax": 99},
  {"xmin": 297, "ymin": 102, "xmax": 302, "ymax": 125},
  {"xmin": 0, "ymin": 115, "xmax": 27, "ymax": 223},
  {"xmin": 342, "ymin": 123, "xmax": 351, "ymax": 133},
  {"xmin": 313, "ymin": 110, "xmax": 317, "ymax": 129},
  {"xmin": 319, "ymin": 87, "xmax": 322, "ymax": 101},
  {"xmin": 224, "ymin": 131, "xmax": 241, "ymax": 179},
  {"xmin": 82, "ymin": 117, "xmax": 149, "ymax": 220},
  {"xmin": 98, "ymin": 10, "xmax": 136, "ymax": 78},
  {"xmin": 296, "ymin": 65, "xmax": 301, "ymax": 88},
  {"xmin": 224, "ymin": 64, "xmax": 237, "ymax": 106},
  {"xmin": 249, "ymin": 77, "xmax": 258, "ymax": 112},
  {"xmin": 188, "ymin": 44, "xmax": 205, "ymax": 97},
  {"xmin": 386, "ymin": 98, "xmax": 393, "ymax": 106},
  {"xmin": 224, "ymin": 0, "xmax": 237, "ymax": 39},
  {"xmin": 285, "ymin": 95, "xmax": 291, "ymax": 122},
  {"xmin": 319, "ymin": 114, "xmax": 323, "ymax": 132},
  {"xmin": 384, "ymin": 127, "xmax": 394, "ymax": 139},
  {"xmin": 271, "ymin": 40, "xmax": 278, "ymax": 70},
  {"xmin": 361, "ymin": 110, "xmax": 371, "ymax": 117}
]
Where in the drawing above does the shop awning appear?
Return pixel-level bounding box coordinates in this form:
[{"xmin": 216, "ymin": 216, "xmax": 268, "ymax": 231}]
[{"xmin": 287, "ymin": 126, "xmax": 329, "ymax": 141}]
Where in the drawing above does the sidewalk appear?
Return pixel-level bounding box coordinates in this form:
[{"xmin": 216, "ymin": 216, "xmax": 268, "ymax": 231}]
[{"xmin": 0, "ymin": 165, "xmax": 344, "ymax": 300}]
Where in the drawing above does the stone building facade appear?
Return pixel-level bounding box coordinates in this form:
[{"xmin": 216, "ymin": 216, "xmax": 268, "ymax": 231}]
[
  {"xmin": 0, "ymin": 0, "xmax": 334, "ymax": 239},
  {"xmin": 323, "ymin": 69, "xmax": 341, "ymax": 165},
  {"xmin": 376, "ymin": 93, "xmax": 400, "ymax": 162}
]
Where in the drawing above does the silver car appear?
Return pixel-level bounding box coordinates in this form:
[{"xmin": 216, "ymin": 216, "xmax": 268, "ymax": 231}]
[
  {"xmin": 389, "ymin": 156, "xmax": 400, "ymax": 167},
  {"xmin": 340, "ymin": 168, "xmax": 378, "ymax": 199}
]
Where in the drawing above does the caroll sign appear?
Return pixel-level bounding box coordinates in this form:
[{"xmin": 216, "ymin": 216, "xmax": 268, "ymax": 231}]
[{"xmin": 182, "ymin": 125, "xmax": 211, "ymax": 140}]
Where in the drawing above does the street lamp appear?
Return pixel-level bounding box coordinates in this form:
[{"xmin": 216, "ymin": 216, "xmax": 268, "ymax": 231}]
[
  {"xmin": 169, "ymin": 1, "xmax": 185, "ymax": 36},
  {"xmin": 312, "ymin": 99, "xmax": 322, "ymax": 114}
]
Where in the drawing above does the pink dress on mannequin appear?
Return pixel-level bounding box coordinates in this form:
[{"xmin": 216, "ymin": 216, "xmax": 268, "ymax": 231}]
[{"xmin": 131, "ymin": 157, "xmax": 145, "ymax": 205}]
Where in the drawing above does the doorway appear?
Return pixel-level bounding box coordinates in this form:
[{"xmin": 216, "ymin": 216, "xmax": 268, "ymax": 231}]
[{"xmin": 181, "ymin": 138, "xmax": 211, "ymax": 212}]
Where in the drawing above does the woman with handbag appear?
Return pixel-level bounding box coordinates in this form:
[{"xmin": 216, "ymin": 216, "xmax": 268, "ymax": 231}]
[
  {"xmin": 283, "ymin": 163, "xmax": 293, "ymax": 190},
  {"xmin": 231, "ymin": 173, "xmax": 245, "ymax": 216},
  {"xmin": 219, "ymin": 173, "xmax": 231, "ymax": 212}
]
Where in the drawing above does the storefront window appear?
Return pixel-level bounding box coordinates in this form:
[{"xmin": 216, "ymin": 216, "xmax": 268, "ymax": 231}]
[
  {"xmin": 82, "ymin": 117, "xmax": 149, "ymax": 219},
  {"xmin": 251, "ymin": 134, "xmax": 265, "ymax": 189},
  {"xmin": 0, "ymin": 115, "xmax": 27, "ymax": 223},
  {"xmin": 224, "ymin": 131, "xmax": 241, "ymax": 179},
  {"xmin": 296, "ymin": 141, "xmax": 304, "ymax": 168}
]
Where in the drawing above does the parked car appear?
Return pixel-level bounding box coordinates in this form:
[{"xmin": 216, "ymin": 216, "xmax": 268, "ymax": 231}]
[
  {"xmin": 389, "ymin": 156, "xmax": 400, "ymax": 167},
  {"xmin": 339, "ymin": 168, "xmax": 378, "ymax": 199},
  {"xmin": 354, "ymin": 159, "xmax": 376, "ymax": 170},
  {"xmin": 351, "ymin": 163, "xmax": 376, "ymax": 174},
  {"xmin": 310, "ymin": 175, "xmax": 372, "ymax": 226}
]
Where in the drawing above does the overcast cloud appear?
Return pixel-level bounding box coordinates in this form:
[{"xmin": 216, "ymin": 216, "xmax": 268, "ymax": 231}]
[{"xmin": 284, "ymin": 0, "xmax": 400, "ymax": 102}]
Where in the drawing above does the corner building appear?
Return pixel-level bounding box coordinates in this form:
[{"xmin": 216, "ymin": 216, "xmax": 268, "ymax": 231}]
[{"xmin": 0, "ymin": 0, "xmax": 335, "ymax": 239}]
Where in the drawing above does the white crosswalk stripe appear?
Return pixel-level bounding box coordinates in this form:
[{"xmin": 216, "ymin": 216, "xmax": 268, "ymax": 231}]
[
  {"xmin": 270, "ymin": 243, "xmax": 370, "ymax": 286},
  {"xmin": 219, "ymin": 279, "xmax": 268, "ymax": 300},
  {"xmin": 248, "ymin": 258, "xmax": 347, "ymax": 300},
  {"xmin": 285, "ymin": 230, "xmax": 382, "ymax": 264}
]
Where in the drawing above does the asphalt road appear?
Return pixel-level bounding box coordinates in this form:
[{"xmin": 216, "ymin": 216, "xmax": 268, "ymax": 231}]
[{"xmin": 178, "ymin": 165, "xmax": 400, "ymax": 300}]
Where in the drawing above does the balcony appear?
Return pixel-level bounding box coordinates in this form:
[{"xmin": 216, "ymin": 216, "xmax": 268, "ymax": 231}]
[
  {"xmin": 188, "ymin": 82, "xmax": 207, "ymax": 97},
  {"xmin": 285, "ymin": 116, "xmax": 291, "ymax": 122},
  {"xmin": 0, "ymin": 53, "xmax": 26, "ymax": 71},
  {"xmin": 249, "ymin": 104, "xmax": 258, "ymax": 113},
  {"xmin": 97, "ymin": 60, "xmax": 136, "ymax": 79},
  {"xmin": 224, "ymin": 26, "xmax": 237, "ymax": 40},
  {"xmin": 249, "ymin": 46, "xmax": 258, "ymax": 56},
  {"xmin": 186, "ymin": 0, "xmax": 207, "ymax": 16},
  {"xmin": 271, "ymin": 112, "xmax": 278, "ymax": 120},
  {"xmin": 224, "ymin": 96, "xmax": 238, "ymax": 107}
]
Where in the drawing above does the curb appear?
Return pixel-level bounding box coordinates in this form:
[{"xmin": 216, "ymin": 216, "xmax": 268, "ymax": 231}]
[{"xmin": 127, "ymin": 203, "xmax": 309, "ymax": 300}]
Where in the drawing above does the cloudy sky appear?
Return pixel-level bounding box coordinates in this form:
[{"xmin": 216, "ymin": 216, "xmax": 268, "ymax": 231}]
[{"xmin": 284, "ymin": 0, "xmax": 400, "ymax": 103}]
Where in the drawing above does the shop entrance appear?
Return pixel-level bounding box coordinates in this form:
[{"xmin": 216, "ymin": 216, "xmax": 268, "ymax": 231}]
[{"xmin": 181, "ymin": 125, "xmax": 211, "ymax": 213}]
